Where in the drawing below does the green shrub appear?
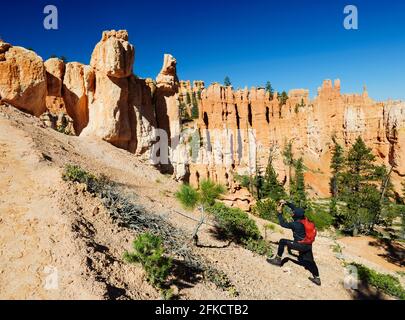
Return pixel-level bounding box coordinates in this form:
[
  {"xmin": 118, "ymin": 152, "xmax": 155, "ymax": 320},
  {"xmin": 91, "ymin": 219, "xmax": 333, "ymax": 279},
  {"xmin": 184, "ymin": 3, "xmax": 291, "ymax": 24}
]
[
  {"xmin": 350, "ymin": 263, "xmax": 405, "ymax": 300},
  {"xmin": 234, "ymin": 174, "xmax": 251, "ymax": 189},
  {"xmin": 199, "ymin": 180, "xmax": 226, "ymax": 207},
  {"xmin": 124, "ymin": 232, "xmax": 172, "ymax": 289},
  {"xmin": 175, "ymin": 180, "xmax": 225, "ymax": 245},
  {"xmin": 331, "ymin": 243, "xmax": 342, "ymax": 254},
  {"xmin": 191, "ymin": 104, "xmax": 199, "ymax": 119},
  {"xmin": 207, "ymin": 202, "xmax": 272, "ymax": 256},
  {"xmin": 380, "ymin": 203, "xmax": 404, "ymax": 227},
  {"xmin": 253, "ymin": 199, "xmax": 294, "ymax": 226},
  {"xmin": 252, "ymin": 198, "xmax": 278, "ymax": 223},
  {"xmin": 62, "ymin": 164, "xmax": 109, "ymax": 194},
  {"xmin": 204, "ymin": 268, "xmax": 235, "ymax": 292},
  {"xmin": 305, "ymin": 204, "xmax": 334, "ymax": 231},
  {"xmin": 204, "ymin": 267, "xmax": 239, "ymax": 298},
  {"xmin": 62, "ymin": 164, "xmax": 95, "ymax": 184},
  {"xmin": 242, "ymin": 238, "xmax": 272, "ymax": 257},
  {"xmin": 208, "ymin": 202, "xmax": 261, "ymax": 242},
  {"xmin": 175, "ymin": 184, "xmax": 199, "ymax": 210}
]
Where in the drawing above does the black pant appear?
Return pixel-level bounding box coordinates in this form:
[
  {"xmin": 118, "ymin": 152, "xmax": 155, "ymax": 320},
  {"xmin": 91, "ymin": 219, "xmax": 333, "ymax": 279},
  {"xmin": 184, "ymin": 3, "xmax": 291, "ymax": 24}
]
[{"xmin": 277, "ymin": 239, "xmax": 320, "ymax": 277}]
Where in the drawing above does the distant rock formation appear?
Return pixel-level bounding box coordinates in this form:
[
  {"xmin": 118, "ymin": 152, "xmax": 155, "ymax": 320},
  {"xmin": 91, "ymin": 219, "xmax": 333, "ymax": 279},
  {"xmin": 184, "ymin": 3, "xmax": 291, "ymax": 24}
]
[
  {"xmin": 155, "ymin": 54, "xmax": 180, "ymax": 142},
  {"xmin": 179, "ymin": 80, "xmax": 204, "ymax": 119},
  {"xmin": 189, "ymin": 80, "xmax": 405, "ymax": 196}
]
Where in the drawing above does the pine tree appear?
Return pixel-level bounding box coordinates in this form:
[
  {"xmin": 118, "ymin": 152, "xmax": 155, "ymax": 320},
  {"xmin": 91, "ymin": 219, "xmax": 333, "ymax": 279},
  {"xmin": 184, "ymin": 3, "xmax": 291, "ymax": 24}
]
[
  {"xmin": 376, "ymin": 165, "xmax": 395, "ymax": 203},
  {"xmin": 329, "ymin": 138, "xmax": 345, "ymax": 224},
  {"xmin": 254, "ymin": 170, "xmax": 264, "ymax": 200},
  {"xmin": 191, "ymin": 104, "xmax": 199, "ymax": 119},
  {"xmin": 191, "ymin": 93, "xmax": 199, "ymax": 119},
  {"xmin": 176, "ymin": 180, "xmax": 225, "ymax": 245},
  {"xmin": 329, "ymin": 197, "xmax": 338, "ymax": 219},
  {"xmin": 186, "ymin": 92, "xmax": 191, "ymax": 105},
  {"xmin": 265, "ymin": 81, "xmax": 274, "ymax": 99},
  {"xmin": 179, "ymin": 102, "xmax": 188, "ymax": 120},
  {"xmin": 330, "ymin": 137, "xmax": 345, "ymax": 197},
  {"xmin": 282, "ymin": 140, "xmax": 294, "ymax": 194},
  {"xmin": 290, "ymin": 157, "xmax": 308, "ymax": 208},
  {"xmin": 278, "ymin": 91, "xmax": 288, "ymax": 106},
  {"xmin": 262, "ymin": 148, "xmax": 286, "ymax": 202},
  {"xmin": 343, "ymin": 136, "xmax": 376, "ymax": 193},
  {"xmin": 372, "ymin": 165, "xmax": 396, "ymax": 229},
  {"xmin": 340, "ymin": 136, "xmax": 380, "ymax": 234},
  {"xmin": 192, "ymin": 92, "xmax": 197, "ymax": 106},
  {"xmin": 224, "ymin": 76, "xmax": 232, "ymax": 87}
]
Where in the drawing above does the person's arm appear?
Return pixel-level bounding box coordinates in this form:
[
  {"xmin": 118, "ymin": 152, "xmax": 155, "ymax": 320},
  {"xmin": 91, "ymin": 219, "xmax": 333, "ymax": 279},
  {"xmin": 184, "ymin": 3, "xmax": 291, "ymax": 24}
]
[
  {"xmin": 278, "ymin": 212, "xmax": 294, "ymax": 230},
  {"xmin": 277, "ymin": 200, "xmax": 294, "ymax": 230}
]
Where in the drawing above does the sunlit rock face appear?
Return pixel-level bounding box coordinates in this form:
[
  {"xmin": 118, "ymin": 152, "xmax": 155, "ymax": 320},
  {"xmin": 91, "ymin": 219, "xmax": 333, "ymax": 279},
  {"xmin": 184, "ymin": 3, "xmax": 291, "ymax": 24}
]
[
  {"xmin": 45, "ymin": 58, "xmax": 67, "ymax": 115},
  {"xmin": 0, "ymin": 43, "xmax": 47, "ymax": 116},
  {"xmin": 189, "ymin": 79, "xmax": 404, "ymax": 197},
  {"xmin": 63, "ymin": 62, "xmax": 95, "ymax": 135},
  {"xmin": 80, "ymin": 30, "xmax": 134, "ymax": 148},
  {"xmin": 1, "ymin": 31, "xmax": 404, "ymax": 196},
  {"xmin": 90, "ymin": 30, "xmax": 135, "ymax": 79},
  {"xmin": 155, "ymin": 54, "xmax": 187, "ymax": 180}
]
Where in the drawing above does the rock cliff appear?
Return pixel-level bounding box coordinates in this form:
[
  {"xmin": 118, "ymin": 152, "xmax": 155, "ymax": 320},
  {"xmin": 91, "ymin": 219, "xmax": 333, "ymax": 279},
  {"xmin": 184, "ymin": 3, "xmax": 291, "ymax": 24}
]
[
  {"xmin": 189, "ymin": 80, "xmax": 405, "ymax": 196},
  {"xmin": 1, "ymin": 31, "xmax": 404, "ymax": 197}
]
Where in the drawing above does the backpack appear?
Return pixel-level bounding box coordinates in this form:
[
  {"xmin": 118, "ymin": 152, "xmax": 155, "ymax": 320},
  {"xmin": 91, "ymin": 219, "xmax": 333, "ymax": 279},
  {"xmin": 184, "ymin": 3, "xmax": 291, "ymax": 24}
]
[{"xmin": 299, "ymin": 217, "xmax": 317, "ymax": 245}]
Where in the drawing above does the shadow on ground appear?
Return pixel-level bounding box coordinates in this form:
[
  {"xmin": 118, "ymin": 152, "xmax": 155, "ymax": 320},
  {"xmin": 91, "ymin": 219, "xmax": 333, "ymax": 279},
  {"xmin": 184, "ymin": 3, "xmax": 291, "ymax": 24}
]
[{"xmin": 368, "ymin": 238, "xmax": 405, "ymax": 268}]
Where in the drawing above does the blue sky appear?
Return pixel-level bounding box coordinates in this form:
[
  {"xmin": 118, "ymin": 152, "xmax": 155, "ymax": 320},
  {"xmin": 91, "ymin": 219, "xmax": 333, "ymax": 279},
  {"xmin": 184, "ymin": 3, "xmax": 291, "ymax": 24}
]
[{"xmin": 1, "ymin": 0, "xmax": 405, "ymax": 100}]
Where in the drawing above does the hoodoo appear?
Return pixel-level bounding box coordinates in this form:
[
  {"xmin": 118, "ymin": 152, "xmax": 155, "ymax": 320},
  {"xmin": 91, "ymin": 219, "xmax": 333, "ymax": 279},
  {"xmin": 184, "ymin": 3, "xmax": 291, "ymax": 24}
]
[{"xmin": 0, "ymin": 30, "xmax": 404, "ymax": 196}]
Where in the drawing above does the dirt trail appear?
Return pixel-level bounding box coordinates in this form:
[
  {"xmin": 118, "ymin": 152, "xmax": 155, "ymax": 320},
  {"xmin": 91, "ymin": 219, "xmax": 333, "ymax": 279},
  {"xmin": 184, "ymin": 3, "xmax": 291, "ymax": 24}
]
[
  {"xmin": 0, "ymin": 105, "xmax": 403, "ymax": 300},
  {"xmin": 0, "ymin": 121, "xmax": 79, "ymax": 299},
  {"xmin": 0, "ymin": 110, "xmax": 159, "ymax": 300}
]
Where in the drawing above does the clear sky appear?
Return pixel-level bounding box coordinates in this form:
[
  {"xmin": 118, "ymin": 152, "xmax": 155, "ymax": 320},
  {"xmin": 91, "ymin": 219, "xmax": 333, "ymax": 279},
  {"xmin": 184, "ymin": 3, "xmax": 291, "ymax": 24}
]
[{"xmin": 1, "ymin": 0, "xmax": 405, "ymax": 101}]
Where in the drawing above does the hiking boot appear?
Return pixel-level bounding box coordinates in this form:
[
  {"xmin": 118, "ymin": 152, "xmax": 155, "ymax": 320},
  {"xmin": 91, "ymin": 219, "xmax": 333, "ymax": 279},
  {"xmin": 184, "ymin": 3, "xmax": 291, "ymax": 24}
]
[
  {"xmin": 267, "ymin": 256, "xmax": 282, "ymax": 266},
  {"xmin": 309, "ymin": 276, "xmax": 321, "ymax": 286}
]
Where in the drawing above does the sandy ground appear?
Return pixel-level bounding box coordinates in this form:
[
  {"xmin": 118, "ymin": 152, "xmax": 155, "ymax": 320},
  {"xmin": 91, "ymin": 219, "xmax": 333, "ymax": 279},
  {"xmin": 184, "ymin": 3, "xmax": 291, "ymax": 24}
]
[
  {"xmin": 0, "ymin": 104, "xmax": 403, "ymax": 300},
  {"xmin": 337, "ymin": 236, "xmax": 404, "ymax": 273}
]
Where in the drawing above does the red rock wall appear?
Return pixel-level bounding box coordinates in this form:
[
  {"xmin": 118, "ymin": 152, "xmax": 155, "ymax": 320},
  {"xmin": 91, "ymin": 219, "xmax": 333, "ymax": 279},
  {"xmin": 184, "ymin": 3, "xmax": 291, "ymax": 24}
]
[{"xmin": 189, "ymin": 80, "xmax": 405, "ymax": 196}]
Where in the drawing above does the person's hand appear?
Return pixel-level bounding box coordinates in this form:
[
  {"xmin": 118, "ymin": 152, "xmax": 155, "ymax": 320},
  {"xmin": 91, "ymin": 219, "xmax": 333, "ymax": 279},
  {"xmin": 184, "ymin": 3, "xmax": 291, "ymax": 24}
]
[
  {"xmin": 279, "ymin": 199, "xmax": 287, "ymax": 206},
  {"xmin": 277, "ymin": 200, "xmax": 286, "ymax": 213}
]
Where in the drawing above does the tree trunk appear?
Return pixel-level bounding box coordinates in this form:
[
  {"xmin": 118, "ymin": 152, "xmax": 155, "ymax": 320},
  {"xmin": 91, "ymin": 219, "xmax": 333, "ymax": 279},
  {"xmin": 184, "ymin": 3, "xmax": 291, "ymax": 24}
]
[
  {"xmin": 371, "ymin": 165, "xmax": 394, "ymax": 231},
  {"xmin": 192, "ymin": 207, "xmax": 206, "ymax": 246}
]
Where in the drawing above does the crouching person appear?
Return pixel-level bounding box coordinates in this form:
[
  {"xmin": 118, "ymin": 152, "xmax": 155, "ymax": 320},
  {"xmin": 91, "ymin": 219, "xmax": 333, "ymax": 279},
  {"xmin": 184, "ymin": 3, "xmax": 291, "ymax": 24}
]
[{"xmin": 267, "ymin": 200, "xmax": 321, "ymax": 286}]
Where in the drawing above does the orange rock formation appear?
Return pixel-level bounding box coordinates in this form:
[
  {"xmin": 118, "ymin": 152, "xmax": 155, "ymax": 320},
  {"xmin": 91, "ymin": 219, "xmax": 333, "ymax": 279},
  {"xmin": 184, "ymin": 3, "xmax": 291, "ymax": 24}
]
[
  {"xmin": 1, "ymin": 30, "xmax": 404, "ymax": 198},
  {"xmin": 189, "ymin": 80, "xmax": 405, "ymax": 196}
]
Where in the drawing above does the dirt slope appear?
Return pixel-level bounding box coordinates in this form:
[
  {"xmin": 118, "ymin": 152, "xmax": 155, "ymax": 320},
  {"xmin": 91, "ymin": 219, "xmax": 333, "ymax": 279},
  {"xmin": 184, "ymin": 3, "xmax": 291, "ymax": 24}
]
[{"xmin": 0, "ymin": 104, "xmax": 402, "ymax": 300}]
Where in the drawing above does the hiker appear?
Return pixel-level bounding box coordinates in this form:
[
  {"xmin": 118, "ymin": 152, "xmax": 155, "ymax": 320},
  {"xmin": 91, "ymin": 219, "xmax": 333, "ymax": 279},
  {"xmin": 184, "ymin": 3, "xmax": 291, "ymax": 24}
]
[{"xmin": 268, "ymin": 200, "xmax": 321, "ymax": 286}]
